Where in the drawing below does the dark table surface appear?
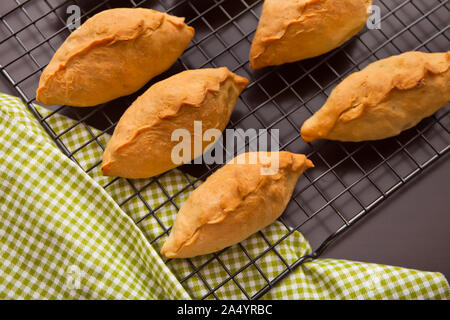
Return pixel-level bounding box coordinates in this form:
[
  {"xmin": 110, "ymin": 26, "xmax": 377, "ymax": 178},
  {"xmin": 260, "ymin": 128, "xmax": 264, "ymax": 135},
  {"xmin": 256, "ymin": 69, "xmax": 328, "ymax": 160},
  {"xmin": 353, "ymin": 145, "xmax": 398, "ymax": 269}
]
[{"xmin": 1, "ymin": 72, "xmax": 449, "ymax": 281}]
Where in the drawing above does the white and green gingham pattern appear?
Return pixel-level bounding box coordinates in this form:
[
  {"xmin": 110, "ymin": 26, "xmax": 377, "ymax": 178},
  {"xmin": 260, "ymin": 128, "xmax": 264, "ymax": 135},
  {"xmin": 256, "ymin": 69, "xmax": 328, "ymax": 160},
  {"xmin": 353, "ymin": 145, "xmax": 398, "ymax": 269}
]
[
  {"xmin": 0, "ymin": 92, "xmax": 448, "ymax": 299},
  {"xmin": 0, "ymin": 93, "xmax": 189, "ymax": 299}
]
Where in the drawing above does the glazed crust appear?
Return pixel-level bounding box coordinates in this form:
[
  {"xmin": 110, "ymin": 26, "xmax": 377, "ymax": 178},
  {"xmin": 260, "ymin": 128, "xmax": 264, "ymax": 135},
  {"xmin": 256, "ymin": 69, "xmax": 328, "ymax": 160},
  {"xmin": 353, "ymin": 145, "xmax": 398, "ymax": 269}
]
[
  {"xmin": 249, "ymin": 0, "xmax": 372, "ymax": 69},
  {"xmin": 36, "ymin": 8, "xmax": 194, "ymax": 107},
  {"xmin": 161, "ymin": 151, "xmax": 314, "ymax": 258},
  {"xmin": 301, "ymin": 51, "xmax": 450, "ymax": 142},
  {"xmin": 102, "ymin": 67, "xmax": 248, "ymax": 178}
]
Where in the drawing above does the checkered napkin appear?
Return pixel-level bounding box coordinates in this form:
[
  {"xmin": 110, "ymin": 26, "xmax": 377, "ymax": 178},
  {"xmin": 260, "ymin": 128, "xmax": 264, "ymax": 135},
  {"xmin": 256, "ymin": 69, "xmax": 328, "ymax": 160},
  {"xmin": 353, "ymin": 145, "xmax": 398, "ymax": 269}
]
[
  {"xmin": 0, "ymin": 93, "xmax": 189, "ymax": 299},
  {"xmin": 0, "ymin": 92, "xmax": 448, "ymax": 300}
]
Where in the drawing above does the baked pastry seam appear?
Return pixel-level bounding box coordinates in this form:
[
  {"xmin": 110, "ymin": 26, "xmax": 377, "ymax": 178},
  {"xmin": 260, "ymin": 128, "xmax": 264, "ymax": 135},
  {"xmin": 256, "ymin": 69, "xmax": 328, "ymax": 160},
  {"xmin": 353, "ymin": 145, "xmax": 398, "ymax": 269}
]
[
  {"xmin": 161, "ymin": 151, "xmax": 314, "ymax": 258},
  {"xmin": 251, "ymin": 0, "xmax": 325, "ymax": 61},
  {"xmin": 300, "ymin": 51, "xmax": 450, "ymax": 142},
  {"xmin": 250, "ymin": 0, "xmax": 372, "ymax": 69},
  {"xmin": 36, "ymin": 8, "xmax": 194, "ymax": 106},
  {"xmin": 101, "ymin": 67, "xmax": 248, "ymax": 178},
  {"xmin": 112, "ymin": 69, "xmax": 248, "ymax": 154}
]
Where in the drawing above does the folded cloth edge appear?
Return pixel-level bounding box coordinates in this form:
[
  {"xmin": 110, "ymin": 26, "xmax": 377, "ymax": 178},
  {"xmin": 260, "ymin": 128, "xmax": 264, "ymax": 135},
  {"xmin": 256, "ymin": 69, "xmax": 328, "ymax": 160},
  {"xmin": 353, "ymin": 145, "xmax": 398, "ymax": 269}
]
[{"xmin": 0, "ymin": 92, "xmax": 191, "ymax": 299}]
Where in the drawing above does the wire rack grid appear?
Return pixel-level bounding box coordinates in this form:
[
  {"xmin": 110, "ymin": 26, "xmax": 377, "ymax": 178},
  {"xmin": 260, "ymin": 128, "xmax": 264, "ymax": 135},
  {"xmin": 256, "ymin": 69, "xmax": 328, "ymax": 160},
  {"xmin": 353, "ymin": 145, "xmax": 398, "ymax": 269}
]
[{"xmin": 0, "ymin": 0, "xmax": 449, "ymax": 299}]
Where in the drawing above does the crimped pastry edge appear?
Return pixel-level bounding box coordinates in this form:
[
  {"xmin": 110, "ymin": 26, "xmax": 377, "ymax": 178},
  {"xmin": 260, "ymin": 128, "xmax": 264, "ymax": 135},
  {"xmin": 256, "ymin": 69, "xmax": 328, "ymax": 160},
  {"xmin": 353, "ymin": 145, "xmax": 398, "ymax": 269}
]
[
  {"xmin": 161, "ymin": 152, "xmax": 314, "ymax": 258},
  {"xmin": 101, "ymin": 67, "xmax": 248, "ymax": 175},
  {"xmin": 250, "ymin": 0, "xmax": 372, "ymax": 69},
  {"xmin": 250, "ymin": 0, "xmax": 324, "ymax": 62},
  {"xmin": 300, "ymin": 51, "xmax": 450, "ymax": 142},
  {"xmin": 108, "ymin": 68, "xmax": 247, "ymax": 154},
  {"xmin": 36, "ymin": 8, "xmax": 193, "ymax": 104}
]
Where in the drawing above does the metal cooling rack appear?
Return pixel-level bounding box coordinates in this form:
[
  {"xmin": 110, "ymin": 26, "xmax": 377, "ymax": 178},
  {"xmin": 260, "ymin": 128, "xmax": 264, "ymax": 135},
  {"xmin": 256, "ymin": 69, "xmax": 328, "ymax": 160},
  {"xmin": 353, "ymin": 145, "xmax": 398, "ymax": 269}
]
[{"xmin": 0, "ymin": 0, "xmax": 449, "ymax": 299}]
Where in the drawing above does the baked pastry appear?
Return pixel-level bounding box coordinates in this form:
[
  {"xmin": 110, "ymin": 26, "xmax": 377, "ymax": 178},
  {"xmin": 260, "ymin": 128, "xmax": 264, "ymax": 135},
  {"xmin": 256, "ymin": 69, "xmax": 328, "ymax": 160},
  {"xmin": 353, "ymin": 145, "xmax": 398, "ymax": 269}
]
[
  {"xmin": 102, "ymin": 67, "xmax": 248, "ymax": 178},
  {"xmin": 249, "ymin": 0, "xmax": 372, "ymax": 69},
  {"xmin": 161, "ymin": 151, "xmax": 314, "ymax": 258},
  {"xmin": 301, "ymin": 51, "xmax": 450, "ymax": 142},
  {"xmin": 36, "ymin": 8, "xmax": 194, "ymax": 107}
]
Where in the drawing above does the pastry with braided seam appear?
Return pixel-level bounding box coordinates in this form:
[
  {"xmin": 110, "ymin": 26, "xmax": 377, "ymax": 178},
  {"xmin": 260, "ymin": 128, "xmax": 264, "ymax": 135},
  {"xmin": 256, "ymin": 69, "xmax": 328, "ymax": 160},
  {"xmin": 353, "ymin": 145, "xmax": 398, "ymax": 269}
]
[
  {"xmin": 301, "ymin": 51, "xmax": 450, "ymax": 142},
  {"xmin": 37, "ymin": 8, "xmax": 194, "ymax": 107},
  {"xmin": 161, "ymin": 151, "xmax": 314, "ymax": 258}
]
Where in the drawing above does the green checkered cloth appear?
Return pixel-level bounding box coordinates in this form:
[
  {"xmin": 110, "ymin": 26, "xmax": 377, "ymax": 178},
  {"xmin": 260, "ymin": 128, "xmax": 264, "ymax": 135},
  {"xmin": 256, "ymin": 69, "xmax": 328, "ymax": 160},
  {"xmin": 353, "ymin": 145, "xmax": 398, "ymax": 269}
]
[
  {"xmin": 0, "ymin": 92, "xmax": 448, "ymax": 300},
  {"xmin": 0, "ymin": 93, "xmax": 189, "ymax": 299}
]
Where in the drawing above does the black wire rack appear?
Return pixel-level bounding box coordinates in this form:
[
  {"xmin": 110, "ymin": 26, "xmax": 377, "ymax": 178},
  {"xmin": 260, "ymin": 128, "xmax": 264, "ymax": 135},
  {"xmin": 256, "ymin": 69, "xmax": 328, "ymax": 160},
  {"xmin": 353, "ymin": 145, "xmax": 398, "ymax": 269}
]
[{"xmin": 0, "ymin": 0, "xmax": 449, "ymax": 299}]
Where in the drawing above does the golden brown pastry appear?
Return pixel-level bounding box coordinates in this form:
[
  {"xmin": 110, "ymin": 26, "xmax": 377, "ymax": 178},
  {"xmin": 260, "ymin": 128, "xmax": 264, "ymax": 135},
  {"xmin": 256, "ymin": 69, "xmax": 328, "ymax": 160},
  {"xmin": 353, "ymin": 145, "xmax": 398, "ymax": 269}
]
[
  {"xmin": 249, "ymin": 0, "xmax": 372, "ymax": 69},
  {"xmin": 301, "ymin": 51, "xmax": 450, "ymax": 142},
  {"xmin": 161, "ymin": 151, "xmax": 314, "ymax": 258},
  {"xmin": 102, "ymin": 67, "xmax": 248, "ymax": 178},
  {"xmin": 36, "ymin": 8, "xmax": 194, "ymax": 107}
]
